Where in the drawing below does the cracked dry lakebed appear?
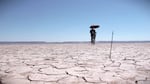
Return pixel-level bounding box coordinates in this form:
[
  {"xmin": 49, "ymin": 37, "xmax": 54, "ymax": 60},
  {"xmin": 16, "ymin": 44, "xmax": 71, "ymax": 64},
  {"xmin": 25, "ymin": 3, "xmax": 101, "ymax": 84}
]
[{"xmin": 0, "ymin": 43, "xmax": 150, "ymax": 84}]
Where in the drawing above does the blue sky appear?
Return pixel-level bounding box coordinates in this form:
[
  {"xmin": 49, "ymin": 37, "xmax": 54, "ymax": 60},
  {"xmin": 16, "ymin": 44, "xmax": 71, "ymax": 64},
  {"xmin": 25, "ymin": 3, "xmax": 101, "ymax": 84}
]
[{"xmin": 0, "ymin": 0, "xmax": 150, "ymax": 42}]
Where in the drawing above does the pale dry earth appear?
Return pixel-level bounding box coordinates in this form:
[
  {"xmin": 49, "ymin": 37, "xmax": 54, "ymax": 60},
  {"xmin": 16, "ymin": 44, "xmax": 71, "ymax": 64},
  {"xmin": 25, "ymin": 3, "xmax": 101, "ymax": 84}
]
[{"xmin": 0, "ymin": 43, "xmax": 150, "ymax": 84}]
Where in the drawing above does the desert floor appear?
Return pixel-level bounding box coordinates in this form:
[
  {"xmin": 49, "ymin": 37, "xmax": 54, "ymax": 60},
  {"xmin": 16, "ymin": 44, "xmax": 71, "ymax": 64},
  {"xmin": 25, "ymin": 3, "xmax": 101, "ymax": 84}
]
[{"xmin": 0, "ymin": 43, "xmax": 150, "ymax": 84}]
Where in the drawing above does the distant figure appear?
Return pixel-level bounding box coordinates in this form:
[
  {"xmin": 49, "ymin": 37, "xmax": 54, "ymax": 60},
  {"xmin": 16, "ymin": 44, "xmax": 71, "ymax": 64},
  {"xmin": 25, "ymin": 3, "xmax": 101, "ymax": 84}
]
[{"xmin": 90, "ymin": 28, "xmax": 96, "ymax": 44}]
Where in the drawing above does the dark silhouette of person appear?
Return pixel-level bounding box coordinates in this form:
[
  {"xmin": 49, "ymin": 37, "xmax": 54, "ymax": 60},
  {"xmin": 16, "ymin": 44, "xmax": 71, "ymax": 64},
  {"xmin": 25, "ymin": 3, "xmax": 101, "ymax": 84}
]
[{"xmin": 90, "ymin": 28, "xmax": 96, "ymax": 44}]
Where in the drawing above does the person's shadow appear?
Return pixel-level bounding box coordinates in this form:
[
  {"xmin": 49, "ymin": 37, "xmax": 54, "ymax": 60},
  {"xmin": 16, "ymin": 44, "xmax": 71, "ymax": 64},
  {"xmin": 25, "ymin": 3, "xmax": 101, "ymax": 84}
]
[{"xmin": 0, "ymin": 81, "xmax": 2, "ymax": 84}]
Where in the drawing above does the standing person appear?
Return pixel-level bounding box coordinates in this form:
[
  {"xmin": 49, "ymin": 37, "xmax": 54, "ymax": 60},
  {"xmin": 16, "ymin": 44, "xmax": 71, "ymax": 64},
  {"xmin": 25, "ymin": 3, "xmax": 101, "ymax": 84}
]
[{"xmin": 90, "ymin": 28, "xmax": 96, "ymax": 44}]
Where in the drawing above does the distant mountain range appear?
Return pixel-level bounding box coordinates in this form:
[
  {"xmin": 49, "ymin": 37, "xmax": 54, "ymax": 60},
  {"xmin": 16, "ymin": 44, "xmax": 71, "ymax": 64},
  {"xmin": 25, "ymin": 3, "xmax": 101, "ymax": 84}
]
[{"xmin": 0, "ymin": 41, "xmax": 150, "ymax": 44}]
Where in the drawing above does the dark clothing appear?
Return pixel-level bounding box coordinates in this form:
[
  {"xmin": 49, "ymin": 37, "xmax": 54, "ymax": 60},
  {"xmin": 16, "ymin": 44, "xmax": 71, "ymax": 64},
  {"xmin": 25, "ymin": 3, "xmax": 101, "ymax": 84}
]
[
  {"xmin": 90, "ymin": 29, "xmax": 96, "ymax": 44},
  {"xmin": 90, "ymin": 30, "xmax": 96, "ymax": 35}
]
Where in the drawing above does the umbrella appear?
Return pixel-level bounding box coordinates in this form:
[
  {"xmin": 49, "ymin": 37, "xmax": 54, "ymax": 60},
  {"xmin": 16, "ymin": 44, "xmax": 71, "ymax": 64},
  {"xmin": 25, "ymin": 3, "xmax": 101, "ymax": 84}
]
[{"xmin": 90, "ymin": 25, "xmax": 100, "ymax": 28}]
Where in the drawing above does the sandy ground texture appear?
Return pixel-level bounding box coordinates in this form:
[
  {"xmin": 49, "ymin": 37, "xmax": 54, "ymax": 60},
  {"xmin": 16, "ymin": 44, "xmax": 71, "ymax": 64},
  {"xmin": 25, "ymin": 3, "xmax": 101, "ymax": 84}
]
[{"xmin": 0, "ymin": 43, "xmax": 150, "ymax": 84}]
